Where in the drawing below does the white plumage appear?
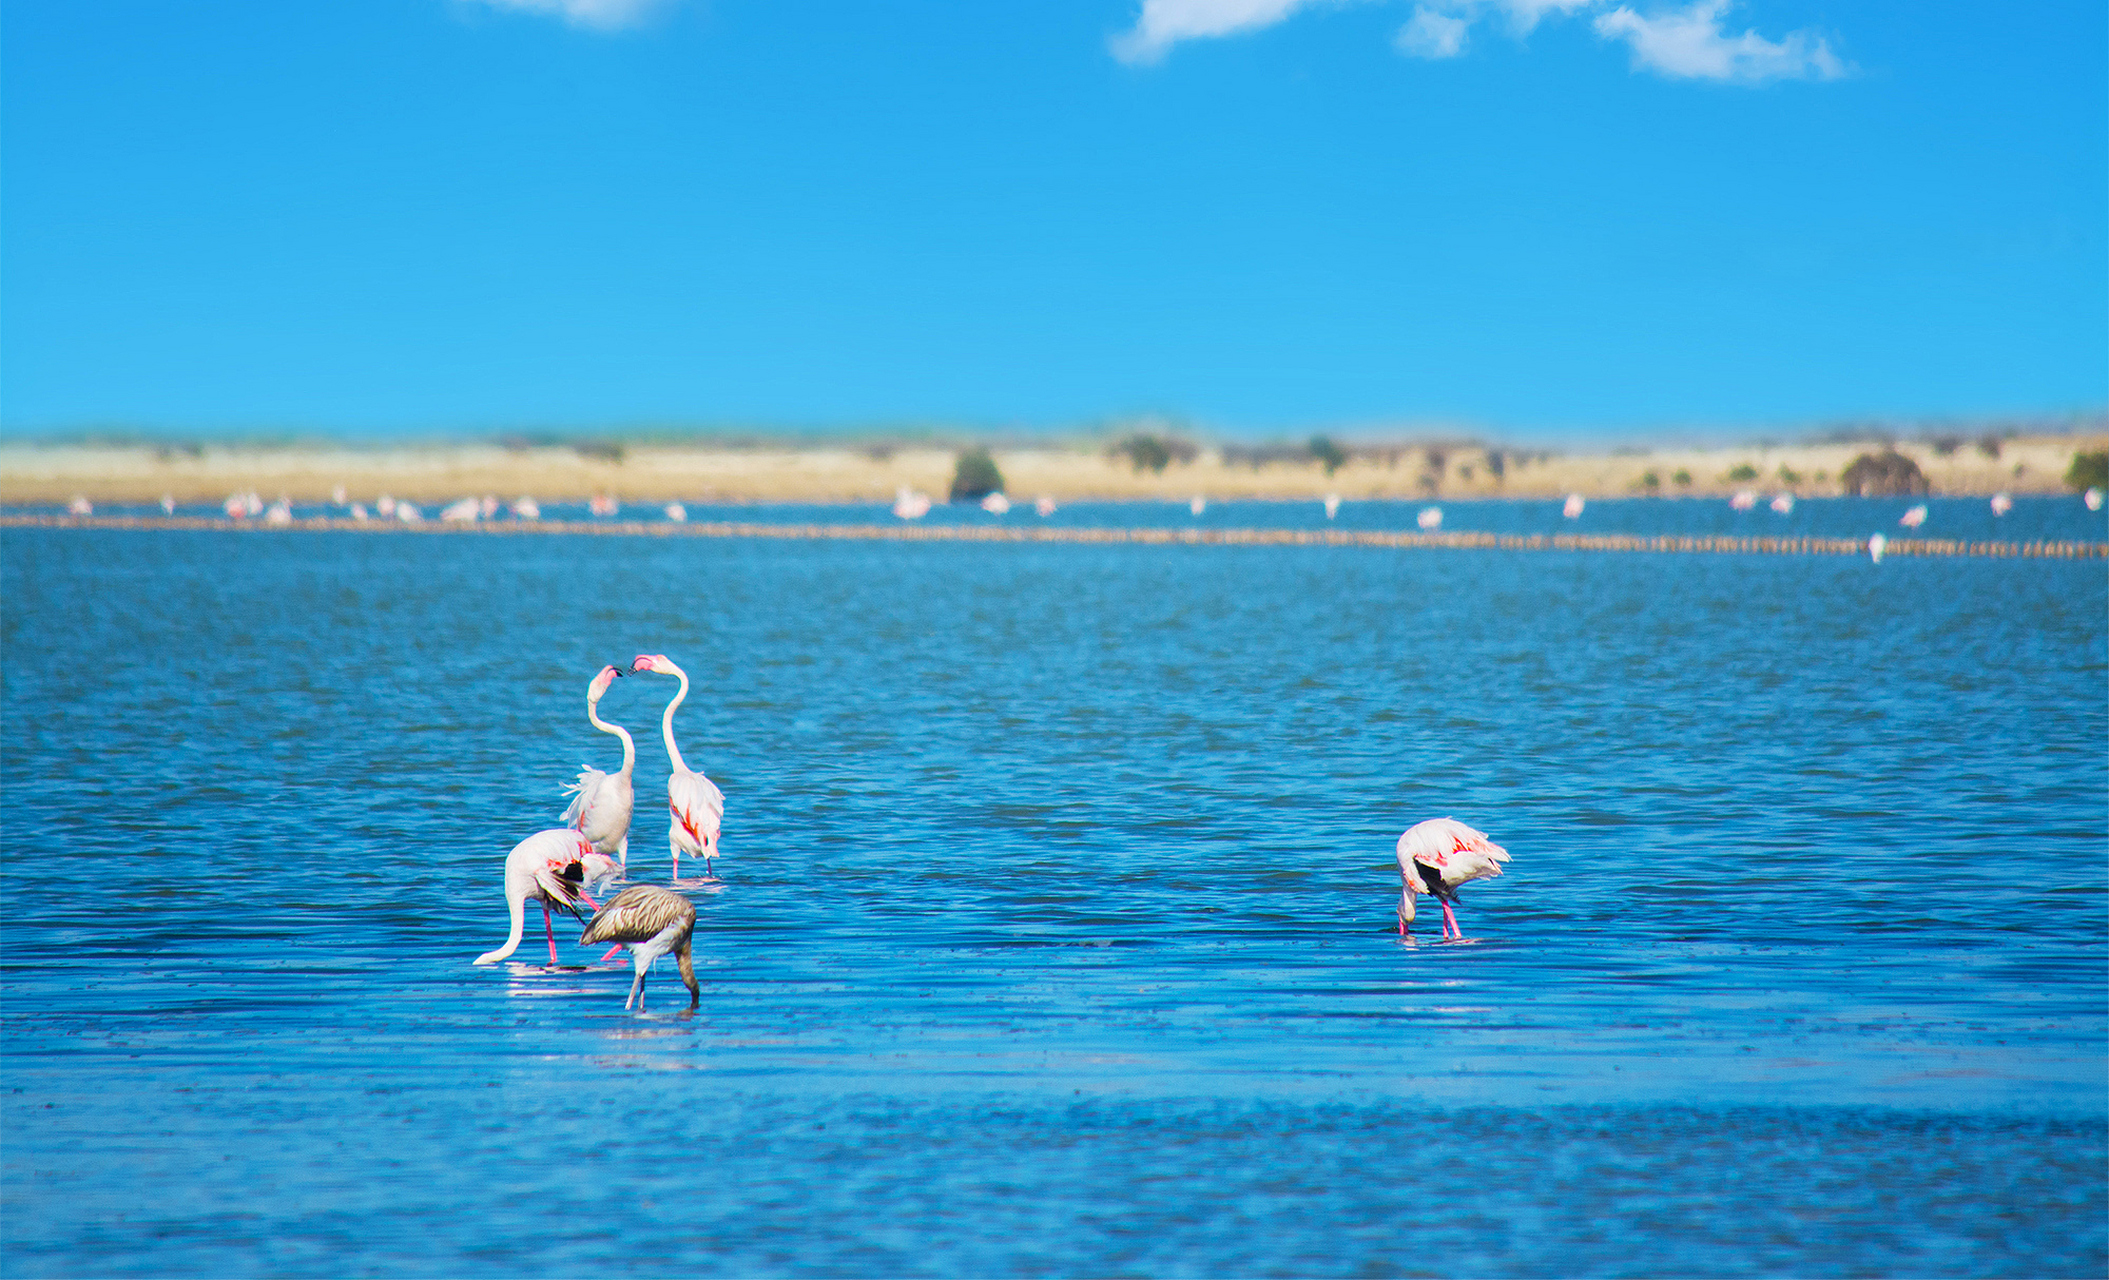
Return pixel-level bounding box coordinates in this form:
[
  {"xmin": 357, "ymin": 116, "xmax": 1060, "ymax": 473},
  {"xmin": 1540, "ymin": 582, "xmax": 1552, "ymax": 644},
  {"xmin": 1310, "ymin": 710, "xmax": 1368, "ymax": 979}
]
[
  {"xmin": 1395, "ymin": 817, "xmax": 1510, "ymax": 941},
  {"xmin": 633, "ymin": 653, "xmax": 726, "ymax": 881},
  {"xmin": 560, "ymin": 665, "xmax": 635, "ymax": 865},
  {"xmin": 474, "ymin": 829, "xmax": 624, "ymax": 967}
]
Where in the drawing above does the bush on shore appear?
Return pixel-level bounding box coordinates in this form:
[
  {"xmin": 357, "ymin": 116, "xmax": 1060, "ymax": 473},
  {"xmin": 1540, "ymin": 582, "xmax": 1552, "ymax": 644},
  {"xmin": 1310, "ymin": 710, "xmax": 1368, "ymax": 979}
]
[{"xmin": 950, "ymin": 448, "xmax": 1005, "ymax": 502}]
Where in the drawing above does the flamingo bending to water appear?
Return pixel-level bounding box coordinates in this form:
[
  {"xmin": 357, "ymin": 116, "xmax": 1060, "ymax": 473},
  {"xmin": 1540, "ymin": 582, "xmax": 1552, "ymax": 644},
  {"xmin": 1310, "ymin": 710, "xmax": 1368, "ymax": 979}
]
[
  {"xmin": 1396, "ymin": 818, "xmax": 1510, "ymax": 941},
  {"xmin": 561, "ymin": 665, "xmax": 635, "ymax": 865},
  {"xmin": 474, "ymin": 829, "xmax": 622, "ymax": 966},
  {"xmin": 578, "ymin": 885, "xmax": 701, "ymax": 1010},
  {"xmin": 633, "ymin": 654, "xmax": 726, "ymax": 882}
]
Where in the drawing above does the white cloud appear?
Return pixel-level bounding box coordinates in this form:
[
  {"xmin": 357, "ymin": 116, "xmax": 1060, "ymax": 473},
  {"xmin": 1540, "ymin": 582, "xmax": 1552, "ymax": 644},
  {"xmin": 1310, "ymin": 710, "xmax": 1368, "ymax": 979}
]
[
  {"xmin": 1593, "ymin": 0, "xmax": 1846, "ymax": 82},
  {"xmin": 1116, "ymin": 0, "xmax": 1847, "ymax": 86},
  {"xmin": 1396, "ymin": 7, "xmax": 1471, "ymax": 58},
  {"xmin": 1493, "ymin": 0, "xmax": 1597, "ymax": 35},
  {"xmin": 1110, "ymin": 0, "xmax": 1341, "ymax": 65},
  {"xmin": 462, "ymin": 0, "xmax": 669, "ymax": 32}
]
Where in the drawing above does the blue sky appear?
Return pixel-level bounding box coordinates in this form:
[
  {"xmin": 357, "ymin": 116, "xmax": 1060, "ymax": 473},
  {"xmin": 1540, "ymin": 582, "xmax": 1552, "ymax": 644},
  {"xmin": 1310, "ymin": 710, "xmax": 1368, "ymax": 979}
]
[{"xmin": 2, "ymin": 0, "xmax": 2102, "ymax": 440}]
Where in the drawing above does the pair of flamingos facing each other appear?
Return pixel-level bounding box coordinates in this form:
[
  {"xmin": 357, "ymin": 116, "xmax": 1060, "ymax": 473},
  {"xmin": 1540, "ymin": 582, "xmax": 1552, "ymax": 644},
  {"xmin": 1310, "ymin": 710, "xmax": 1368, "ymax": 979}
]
[{"xmin": 474, "ymin": 653, "xmax": 724, "ymax": 1011}]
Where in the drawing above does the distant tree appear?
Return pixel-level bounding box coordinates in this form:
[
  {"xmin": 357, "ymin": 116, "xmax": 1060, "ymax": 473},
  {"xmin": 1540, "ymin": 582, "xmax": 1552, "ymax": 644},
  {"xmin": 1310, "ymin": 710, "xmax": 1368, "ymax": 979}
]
[
  {"xmin": 1777, "ymin": 464, "xmax": 1801, "ymax": 485},
  {"xmin": 574, "ymin": 440, "xmax": 625, "ymax": 463},
  {"xmin": 1308, "ymin": 435, "xmax": 1347, "ymax": 476},
  {"xmin": 1672, "ymin": 469, "xmax": 1692, "ymax": 487},
  {"xmin": 1726, "ymin": 463, "xmax": 1759, "ymax": 482},
  {"xmin": 1109, "ymin": 434, "xmax": 1194, "ymax": 474},
  {"xmin": 1976, "ymin": 434, "xmax": 2003, "ymax": 459},
  {"xmin": 950, "ymin": 448, "xmax": 1005, "ymax": 501},
  {"xmin": 2065, "ymin": 451, "xmax": 2106, "ymax": 491},
  {"xmin": 1641, "ymin": 471, "xmax": 1661, "ymax": 492},
  {"xmin": 1484, "ymin": 450, "xmax": 1506, "ymax": 480},
  {"xmin": 1930, "ymin": 435, "xmax": 1964, "ymax": 457},
  {"xmin": 1840, "ymin": 450, "xmax": 1929, "ymax": 496}
]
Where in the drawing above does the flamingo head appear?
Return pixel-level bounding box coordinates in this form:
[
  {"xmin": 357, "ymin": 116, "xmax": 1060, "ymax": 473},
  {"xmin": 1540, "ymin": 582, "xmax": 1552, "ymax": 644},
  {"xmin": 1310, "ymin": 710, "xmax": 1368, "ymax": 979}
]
[
  {"xmin": 587, "ymin": 664, "xmax": 624, "ymax": 701},
  {"xmin": 632, "ymin": 653, "xmax": 675, "ymax": 676}
]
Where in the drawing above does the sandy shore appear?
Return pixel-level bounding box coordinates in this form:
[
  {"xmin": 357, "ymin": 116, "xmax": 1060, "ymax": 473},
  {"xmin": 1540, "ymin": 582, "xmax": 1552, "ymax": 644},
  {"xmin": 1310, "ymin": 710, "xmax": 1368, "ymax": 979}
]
[{"xmin": 2, "ymin": 435, "xmax": 2101, "ymax": 507}]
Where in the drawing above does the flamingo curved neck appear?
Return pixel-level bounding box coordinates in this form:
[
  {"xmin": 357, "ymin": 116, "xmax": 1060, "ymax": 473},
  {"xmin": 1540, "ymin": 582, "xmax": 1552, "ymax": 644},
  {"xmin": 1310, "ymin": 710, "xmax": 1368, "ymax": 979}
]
[
  {"xmin": 476, "ymin": 887, "xmax": 527, "ymax": 964},
  {"xmin": 659, "ymin": 663, "xmax": 692, "ymax": 775},
  {"xmin": 588, "ymin": 698, "xmax": 636, "ymax": 777}
]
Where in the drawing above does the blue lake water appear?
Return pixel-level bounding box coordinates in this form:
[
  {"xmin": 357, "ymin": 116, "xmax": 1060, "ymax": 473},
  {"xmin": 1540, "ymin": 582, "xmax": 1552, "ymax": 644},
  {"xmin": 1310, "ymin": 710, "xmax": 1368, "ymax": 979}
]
[{"xmin": 3, "ymin": 504, "xmax": 2104, "ymax": 1276}]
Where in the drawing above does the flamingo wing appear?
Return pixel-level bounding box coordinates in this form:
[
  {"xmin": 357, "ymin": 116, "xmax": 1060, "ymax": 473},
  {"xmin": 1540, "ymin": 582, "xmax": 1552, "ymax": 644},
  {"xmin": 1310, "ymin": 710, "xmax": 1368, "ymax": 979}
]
[
  {"xmin": 522, "ymin": 830, "xmax": 598, "ymax": 918},
  {"xmin": 580, "ymin": 885, "xmax": 696, "ymax": 947},
  {"xmin": 562, "ymin": 766, "xmax": 609, "ymax": 827},
  {"xmin": 1397, "ymin": 818, "xmax": 1510, "ymax": 887},
  {"xmin": 668, "ymin": 769, "xmax": 724, "ymax": 857}
]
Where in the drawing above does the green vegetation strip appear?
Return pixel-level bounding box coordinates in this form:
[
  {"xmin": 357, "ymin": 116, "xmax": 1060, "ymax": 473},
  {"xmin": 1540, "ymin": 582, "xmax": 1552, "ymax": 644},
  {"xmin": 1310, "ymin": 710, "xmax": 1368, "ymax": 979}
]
[{"xmin": 4, "ymin": 515, "xmax": 2105, "ymax": 559}]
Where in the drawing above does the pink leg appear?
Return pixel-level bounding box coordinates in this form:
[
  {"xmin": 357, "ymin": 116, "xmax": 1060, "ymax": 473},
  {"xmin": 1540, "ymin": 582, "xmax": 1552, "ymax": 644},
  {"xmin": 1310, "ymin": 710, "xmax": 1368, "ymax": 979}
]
[
  {"xmin": 599, "ymin": 945, "xmax": 625, "ymax": 962},
  {"xmin": 579, "ymin": 891, "xmax": 599, "ymax": 911},
  {"xmin": 543, "ymin": 905, "xmax": 559, "ymax": 965},
  {"xmin": 1439, "ymin": 899, "xmax": 1461, "ymax": 941}
]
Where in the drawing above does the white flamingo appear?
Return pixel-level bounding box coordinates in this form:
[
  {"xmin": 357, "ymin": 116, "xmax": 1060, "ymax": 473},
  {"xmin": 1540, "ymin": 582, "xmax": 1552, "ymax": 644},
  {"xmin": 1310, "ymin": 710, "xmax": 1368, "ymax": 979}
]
[
  {"xmin": 561, "ymin": 665, "xmax": 635, "ymax": 864},
  {"xmin": 474, "ymin": 829, "xmax": 622, "ymax": 967},
  {"xmin": 1396, "ymin": 818, "xmax": 1510, "ymax": 941},
  {"xmin": 893, "ymin": 487, "xmax": 932, "ymax": 520},
  {"xmin": 1989, "ymin": 492, "xmax": 2013, "ymax": 516},
  {"xmin": 633, "ymin": 654, "xmax": 725, "ymax": 882},
  {"xmin": 1563, "ymin": 494, "xmax": 1585, "ymax": 519},
  {"xmin": 1899, "ymin": 504, "xmax": 1927, "ymax": 528},
  {"xmin": 578, "ymin": 885, "xmax": 701, "ymax": 1011},
  {"xmin": 1417, "ymin": 506, "xmax": 1442, "ymax": 530}
]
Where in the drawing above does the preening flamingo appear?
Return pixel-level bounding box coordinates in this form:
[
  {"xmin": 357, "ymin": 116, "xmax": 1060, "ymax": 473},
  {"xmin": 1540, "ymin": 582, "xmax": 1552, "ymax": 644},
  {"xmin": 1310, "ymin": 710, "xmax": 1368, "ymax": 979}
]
[
  {"xmin": 578, "ymin": 884, "xmax": 701, "ymax": 1010},
  {"xmin": 561, "ymin": 665, "xmax": 635, "ymax": 864},
  {"xmin": 1900, "ymin": 504, "xmax": 1927, "ymax": 528},
  {"xmin": 633, "ymin": 654, "xmax": 726, "ymax": 882},
  {"xmin": 1396, "ymin": 818, "xmax": 1510, "ymax": 941},
  {"xmin": 474, "ymin": 829, "xmax": 622, "ymax": 967}
]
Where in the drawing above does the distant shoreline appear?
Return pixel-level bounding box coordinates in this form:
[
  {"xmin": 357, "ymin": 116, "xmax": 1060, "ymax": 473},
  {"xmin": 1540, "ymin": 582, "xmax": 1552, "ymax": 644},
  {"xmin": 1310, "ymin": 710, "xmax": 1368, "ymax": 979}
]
[{"xmin": 2, "ymin": 436, "xmax": 2101, "ymax": 506}]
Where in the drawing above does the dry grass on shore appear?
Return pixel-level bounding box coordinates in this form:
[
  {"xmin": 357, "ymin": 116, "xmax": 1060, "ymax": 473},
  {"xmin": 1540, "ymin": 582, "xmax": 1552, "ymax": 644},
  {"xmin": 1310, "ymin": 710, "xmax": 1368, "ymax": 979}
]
[{"xmin": 2, "ymin": 435, "xmax": 2101, "ymax": 507}]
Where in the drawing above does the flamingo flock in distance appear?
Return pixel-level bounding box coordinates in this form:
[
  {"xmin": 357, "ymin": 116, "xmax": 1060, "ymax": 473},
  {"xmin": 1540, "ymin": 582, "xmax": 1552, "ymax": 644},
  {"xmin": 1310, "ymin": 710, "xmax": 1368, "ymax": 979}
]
[{"xmin": 473, "ymin": 654, "xmax": 723, "ymax": 1009}]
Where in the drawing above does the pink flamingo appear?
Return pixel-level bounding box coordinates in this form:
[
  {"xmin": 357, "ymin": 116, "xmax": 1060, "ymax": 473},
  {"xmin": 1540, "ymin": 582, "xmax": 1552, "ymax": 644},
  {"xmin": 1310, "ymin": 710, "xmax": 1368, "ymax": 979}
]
[
  {"xmin": 474, "ymin": 829, "xmax": 622, "ymax": 966},
  {"xmin": 633, "ymin": 654, "xmax": 726, "ymax": 882},
  {"xmin": 1396, "ymin": 818, "xmax": 1510, "ymax": 941},
  {"xmin": 561, "ymin": 665, "xmax": 635, "ymax": 865}
]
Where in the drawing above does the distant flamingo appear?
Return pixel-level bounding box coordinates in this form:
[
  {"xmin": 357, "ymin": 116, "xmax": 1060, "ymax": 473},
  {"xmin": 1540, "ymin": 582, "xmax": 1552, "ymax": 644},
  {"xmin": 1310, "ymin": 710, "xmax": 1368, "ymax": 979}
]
[
  {"xmin": 590, "ymin": 493, "xmax": 619, "ymax": 518},
  {"xmin": 893, "ymin": 487, "xmax": 931, "ymax": 520},
  {"xmin": 579, "ymin": 885, "xmax": 700, "ymax": 1010},
  {"xmin": 562, "ymin": 665, "xmax": 635, "ymax": 864},
  {"xmin": 160, "ymin": 494, "xmax": 176, "ymax": 515},
  {"xmin": 440, "ymin": 497, "xmax": 480, "ymax": 522},
  {"xmin": 1989, "ymin": 492, "xmax": 2013, "ymax": 516},
  {"xmin": 474, "ymin": 829, "xmax": 622, "ymax": 966},
  {"xmin": 1868, "ymin": 533, "xmax": 1887, "ymax": 563},
  {"xmin": 1900, "ymin": 504, "xmax": 1927, "ymax": 528},
  {"xmin": 1324, "ymin": 494, "xmax": 1341, "ymax": 520},
  {"xmin": 981, "ymin": 492, "xmax": 1011, "ymax": 514},
  {"xmin": 1563, "ymin": 494, "xmax": 1585, "ymax": 519},
  {"xmin": 633, "ymin": 654, "xmax": 726, "ymax": 882},
  {"xmin": 1417, "ymin": 506, "xmax": 1442, "ymax": 530},
  {"xmin": 67, "ymin": 496, "xmax": 92, "ymax": 516},
  {"xmin": 1730, "ymin": 490, "xmax": 1758, "ymax": 511},
  {"xmin": 1037, "ymin": 495, "xmax": 1058, "ymax": 517},
  {"xmin": 664, "ymin": 502, "xmax": 688, "ymax": 523},
  {"xmin": 2086, "ymin": 487, "xmax": 2103, "ymax": 512},
  {"xmin": 513, "ymin": 497, "xmax": 541, "ymax": 520},
  {"xmin": 1190, "ymin": 495, "xmax": 1206, "ymax": 517},
  {"xmin": 1396, "ymin": 818, "xmax": 1510, "ymax": 941},
  {"xmin": 1770, "ymin": 493, "xmax": 1794, "ymax": 514}
]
